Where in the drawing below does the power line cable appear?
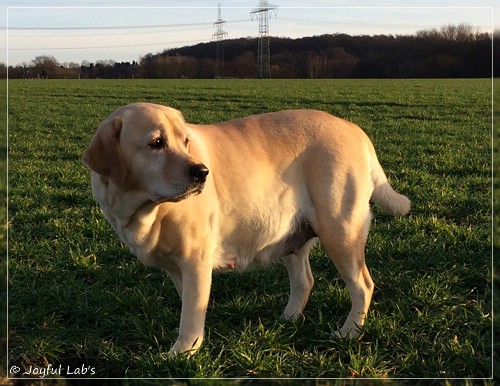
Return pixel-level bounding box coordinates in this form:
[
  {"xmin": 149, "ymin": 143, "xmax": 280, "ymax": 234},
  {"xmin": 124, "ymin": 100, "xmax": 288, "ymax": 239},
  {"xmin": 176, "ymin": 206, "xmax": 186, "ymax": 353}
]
[
  {"xmin": 9, "ymin": 22, "xmax": 212, "ymax": 31},
  {"xmin": 9, "ymin": 24, "xmax": 211, "ymax": 38},
  {"xmin": 7, "ymin": 18, "xmax": 254, "ymax": 52},
  {"xmin": 8, "ymin": 39, "xmax": 208, "ymax": 51},
  {"xmin": 8, "ymin": 19, "xmax": 251, "ymax": 31}
]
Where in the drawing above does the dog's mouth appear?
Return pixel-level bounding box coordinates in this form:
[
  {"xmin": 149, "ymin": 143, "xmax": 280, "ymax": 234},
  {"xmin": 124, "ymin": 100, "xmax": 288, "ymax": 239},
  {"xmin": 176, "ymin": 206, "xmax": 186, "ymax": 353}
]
[{"xmin": 151, "ymin": 183, "xmax": 205, "ymax": 204}]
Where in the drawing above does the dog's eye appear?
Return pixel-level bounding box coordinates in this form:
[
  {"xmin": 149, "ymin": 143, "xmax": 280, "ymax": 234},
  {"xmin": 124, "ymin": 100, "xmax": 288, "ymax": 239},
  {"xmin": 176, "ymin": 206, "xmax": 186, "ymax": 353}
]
[
  {"xmin": 148, "ymin": 138, "xmax": 165, "ymax": 149},
  {"xmin": 184, "ymin": 138, "xmax": 190, "ymax": 147}
]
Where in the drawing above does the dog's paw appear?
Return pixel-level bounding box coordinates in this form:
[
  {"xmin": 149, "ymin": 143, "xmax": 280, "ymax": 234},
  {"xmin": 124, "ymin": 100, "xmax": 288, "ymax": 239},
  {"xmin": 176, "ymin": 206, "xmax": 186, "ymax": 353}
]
[
  {"xmin": 281, "ymin": 311, "xmax": 305, "ymax": 323},
  {"xmin": 167, "ymin": 340, "xmax": 181, "ymax": 357},
  {"xmin": 167, "ymin": 338, "xmax": 200, "ymax": 358},
  {"xmin": 334, "ymin": 325, "xmax": 364, "ymax": 340}
]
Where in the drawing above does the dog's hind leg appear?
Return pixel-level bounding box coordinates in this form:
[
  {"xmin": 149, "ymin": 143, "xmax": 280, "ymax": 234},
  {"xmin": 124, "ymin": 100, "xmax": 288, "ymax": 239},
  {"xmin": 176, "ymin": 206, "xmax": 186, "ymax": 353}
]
[
  {"xmin": 316, "ymin": 204, "xmax": 374, "ymax": 338},
  {"xmin": 281, "ymin": 238, "xmax": 318, "ymax": 321}
]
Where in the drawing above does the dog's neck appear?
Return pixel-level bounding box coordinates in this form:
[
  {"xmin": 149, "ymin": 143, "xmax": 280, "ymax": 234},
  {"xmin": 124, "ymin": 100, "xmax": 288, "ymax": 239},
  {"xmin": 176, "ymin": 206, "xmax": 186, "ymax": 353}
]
[{"xmin": 91, "ymin": 173, "xmax": 161, "ymax": 256}]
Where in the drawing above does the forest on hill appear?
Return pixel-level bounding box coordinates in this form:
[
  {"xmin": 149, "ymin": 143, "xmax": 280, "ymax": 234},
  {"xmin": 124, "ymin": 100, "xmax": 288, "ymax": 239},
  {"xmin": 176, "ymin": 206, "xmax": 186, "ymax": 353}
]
[{"xmin": 6, "ymin": 24, "xmax": 497, "ymax": 79}]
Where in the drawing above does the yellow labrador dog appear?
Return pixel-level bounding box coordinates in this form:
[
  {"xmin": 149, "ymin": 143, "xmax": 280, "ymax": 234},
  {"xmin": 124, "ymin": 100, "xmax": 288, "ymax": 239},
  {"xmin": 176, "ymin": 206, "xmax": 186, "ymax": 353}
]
[{"xmin": 83, "ymin": 103, "xmax": 410, "ymax": 355}]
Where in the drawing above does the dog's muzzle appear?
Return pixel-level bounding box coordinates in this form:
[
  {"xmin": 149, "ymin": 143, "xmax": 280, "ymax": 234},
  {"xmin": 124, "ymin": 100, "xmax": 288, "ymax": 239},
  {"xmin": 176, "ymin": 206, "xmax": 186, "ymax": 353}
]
[{"xmin": 151, "ymin": 164, "xmax": 209, "ymax": 204}]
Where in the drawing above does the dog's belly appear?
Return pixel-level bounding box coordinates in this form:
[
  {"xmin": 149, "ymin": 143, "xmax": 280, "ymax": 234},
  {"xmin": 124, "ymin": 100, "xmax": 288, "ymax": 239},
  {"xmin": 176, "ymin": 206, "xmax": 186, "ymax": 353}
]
[{"xmin": 215, "ymin": 217, "xmax": 316, "ymax": 273}]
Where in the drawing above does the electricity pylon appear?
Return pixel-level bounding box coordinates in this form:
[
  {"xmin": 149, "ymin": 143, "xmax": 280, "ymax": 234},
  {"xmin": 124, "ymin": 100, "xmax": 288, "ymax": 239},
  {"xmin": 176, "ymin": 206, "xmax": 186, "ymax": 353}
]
[
  {"xmin": 213, "ymin": 4, "xmax": 228, "ymax": 78},
  {"xmin": 251, "ymin": 0, "xmax": 277, "ymax": 79}
]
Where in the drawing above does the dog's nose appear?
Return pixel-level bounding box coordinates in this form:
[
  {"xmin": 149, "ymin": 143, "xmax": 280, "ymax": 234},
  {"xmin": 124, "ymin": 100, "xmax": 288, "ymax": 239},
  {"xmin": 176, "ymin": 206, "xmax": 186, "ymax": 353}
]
[{"xmin": 189, "ymin": 164, "xmax": 209, "ymax": 183}]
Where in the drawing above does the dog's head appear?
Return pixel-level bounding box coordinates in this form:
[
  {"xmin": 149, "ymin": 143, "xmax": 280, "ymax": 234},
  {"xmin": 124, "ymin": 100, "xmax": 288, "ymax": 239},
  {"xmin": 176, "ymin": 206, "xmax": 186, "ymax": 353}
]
[{"xmin": 83, "ymin": 103, "xmax": 208, "ymax": 203}]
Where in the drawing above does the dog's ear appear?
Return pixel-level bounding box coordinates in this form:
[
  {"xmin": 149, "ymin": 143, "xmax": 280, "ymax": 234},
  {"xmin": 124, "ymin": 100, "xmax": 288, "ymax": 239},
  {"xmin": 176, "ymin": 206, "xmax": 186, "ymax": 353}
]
[
  {"xmin": 164, "ymin": 106, "xmax": 187, "ymax": 131},
  {"xmin": 82, "ymin": 116, "xmax": 126, "ymax": 185},
  {"xmin": 172, "ymin": 108, "xmax": 186, "ymax": 125}
]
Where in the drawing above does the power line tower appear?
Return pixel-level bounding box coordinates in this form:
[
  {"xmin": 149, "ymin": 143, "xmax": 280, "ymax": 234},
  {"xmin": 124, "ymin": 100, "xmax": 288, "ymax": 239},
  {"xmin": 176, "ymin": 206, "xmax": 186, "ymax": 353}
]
[
  {"xmin": 213, "ymin": 4, "xmax": 228, "ymax": 78},
  {"xmin": 251, "ymin": 0, "xmax": 277, "ymax": 79}
]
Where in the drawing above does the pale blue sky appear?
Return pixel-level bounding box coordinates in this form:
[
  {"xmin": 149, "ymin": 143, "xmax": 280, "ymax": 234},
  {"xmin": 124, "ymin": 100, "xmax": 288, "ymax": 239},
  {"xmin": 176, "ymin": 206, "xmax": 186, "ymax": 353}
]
[{"xmin": 2, "ymin": 0, "xmax": 498, "ymax": 66}]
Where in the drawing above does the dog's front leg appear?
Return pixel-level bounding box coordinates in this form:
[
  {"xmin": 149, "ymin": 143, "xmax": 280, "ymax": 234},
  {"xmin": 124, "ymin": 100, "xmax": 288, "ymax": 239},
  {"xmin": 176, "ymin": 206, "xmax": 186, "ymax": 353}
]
[
  {"xmin": 168, "ymin": 262, "xmax": 212, "ymax": 356},
  {"xmin": 165, "ymin": 263, "xmax": 183, "ymax": 298}
]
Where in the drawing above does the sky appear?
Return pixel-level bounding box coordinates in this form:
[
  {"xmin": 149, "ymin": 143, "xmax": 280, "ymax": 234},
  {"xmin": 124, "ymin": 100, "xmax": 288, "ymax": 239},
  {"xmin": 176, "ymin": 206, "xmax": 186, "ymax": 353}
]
[{"xmin": 1, "ymin": 0, "xmax": 498, "ymax": 67}]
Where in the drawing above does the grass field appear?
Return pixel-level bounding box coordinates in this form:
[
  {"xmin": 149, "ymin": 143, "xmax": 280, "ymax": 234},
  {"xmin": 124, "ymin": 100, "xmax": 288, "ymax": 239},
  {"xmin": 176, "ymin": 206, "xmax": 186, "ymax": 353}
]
[{"xmin": 6, "ymin": 78, "xmax": 493, "ymax": 380}]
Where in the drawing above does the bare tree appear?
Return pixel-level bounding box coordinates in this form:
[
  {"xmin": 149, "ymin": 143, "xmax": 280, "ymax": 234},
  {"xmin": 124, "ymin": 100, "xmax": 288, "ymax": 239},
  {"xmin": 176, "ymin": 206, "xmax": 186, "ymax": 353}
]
[
  {"xmin": 31, "ymin": 55, "xmax": 59, "ymax": 78},
  {"xmin": 444, "ymin": 23, "xmax": 471, "ymax": 41}
]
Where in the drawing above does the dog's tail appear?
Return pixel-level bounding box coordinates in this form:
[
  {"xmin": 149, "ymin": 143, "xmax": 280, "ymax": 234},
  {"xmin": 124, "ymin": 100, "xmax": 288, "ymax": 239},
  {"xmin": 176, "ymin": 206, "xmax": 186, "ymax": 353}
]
[{"xmin": 370, "ymin": 152, "xmax": 411, "ymax": 217}]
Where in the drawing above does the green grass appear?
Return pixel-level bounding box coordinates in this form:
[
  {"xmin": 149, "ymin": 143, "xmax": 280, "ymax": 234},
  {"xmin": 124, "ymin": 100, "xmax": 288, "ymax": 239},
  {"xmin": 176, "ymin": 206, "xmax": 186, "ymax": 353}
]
[
  {"xmin": 7, "ymin": 79, "xmax": 492, "ymax": 379},
  {"xmin": 0, "ymin": 79, "xmax": 7, "ymax": 380},
  {"xmin": 494, "ymin": 78, "xmax": 500, "ymax": 383}
]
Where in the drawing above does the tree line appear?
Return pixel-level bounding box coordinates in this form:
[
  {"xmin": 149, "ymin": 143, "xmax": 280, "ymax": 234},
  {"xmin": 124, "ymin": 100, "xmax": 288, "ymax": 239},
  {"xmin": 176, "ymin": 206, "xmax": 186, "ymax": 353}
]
[{"xmin": 6, "ymin": 24, "xmax": 497, "ymax": 79}]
